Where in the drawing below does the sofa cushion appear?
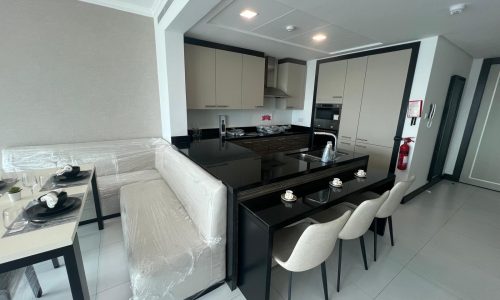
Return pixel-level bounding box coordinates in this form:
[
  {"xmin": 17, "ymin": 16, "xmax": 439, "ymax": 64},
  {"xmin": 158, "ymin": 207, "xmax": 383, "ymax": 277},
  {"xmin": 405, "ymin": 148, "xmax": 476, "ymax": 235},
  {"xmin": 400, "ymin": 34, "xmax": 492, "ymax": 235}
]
[
  {"xmin": 155, "ymin": 146, "xmax": 226, "ymax": 242},
  {"xmin": 1, "ymin": 138, "xmax": 168, "ymax": 177},
  {"xmin": 121, "ymin": 180, "xmax": 225, "ymax": 299},
  {"xmin": 97, "ymin": 169, "xmax": 161, "ymax": 215}
]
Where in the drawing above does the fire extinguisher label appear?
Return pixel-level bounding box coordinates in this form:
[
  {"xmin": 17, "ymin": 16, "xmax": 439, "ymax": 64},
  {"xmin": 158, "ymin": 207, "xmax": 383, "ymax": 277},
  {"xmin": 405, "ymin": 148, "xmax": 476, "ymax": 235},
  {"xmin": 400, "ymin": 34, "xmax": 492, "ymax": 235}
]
[{"xmin": 403, "ymin": 156, "xmax": 408, "ymax": 164}]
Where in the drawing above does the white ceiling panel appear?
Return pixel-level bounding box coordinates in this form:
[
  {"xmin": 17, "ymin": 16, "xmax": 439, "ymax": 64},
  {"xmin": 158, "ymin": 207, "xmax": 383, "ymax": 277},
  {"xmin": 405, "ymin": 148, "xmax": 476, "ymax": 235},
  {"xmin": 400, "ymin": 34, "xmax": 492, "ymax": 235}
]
[
  {"xmin": 286, "ymin": 24, "xmax": 376, "ymax": 53},
  {"xmin": 208, "ymin": 0, "xmax": 294, "ymax": 31},
  {"xmin": 253, "ymin": 9, "xmax": 328, "ymax": 40}
]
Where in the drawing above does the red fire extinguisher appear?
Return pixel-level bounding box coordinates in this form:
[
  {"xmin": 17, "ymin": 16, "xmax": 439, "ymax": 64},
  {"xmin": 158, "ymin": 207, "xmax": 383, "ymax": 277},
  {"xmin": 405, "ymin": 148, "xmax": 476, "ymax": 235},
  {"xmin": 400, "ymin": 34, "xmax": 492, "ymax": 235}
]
[{"xmin": 397, "ymin": 138, "xmax": 413, "ymax": 170}]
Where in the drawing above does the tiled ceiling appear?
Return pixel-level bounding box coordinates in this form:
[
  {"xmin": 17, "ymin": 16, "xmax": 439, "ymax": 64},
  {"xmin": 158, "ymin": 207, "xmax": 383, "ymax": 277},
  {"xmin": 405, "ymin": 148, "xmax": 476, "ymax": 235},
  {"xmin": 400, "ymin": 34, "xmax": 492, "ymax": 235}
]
[{"xmin": 188, "ymin": 0, "xmax": 500, "ymax": 60}]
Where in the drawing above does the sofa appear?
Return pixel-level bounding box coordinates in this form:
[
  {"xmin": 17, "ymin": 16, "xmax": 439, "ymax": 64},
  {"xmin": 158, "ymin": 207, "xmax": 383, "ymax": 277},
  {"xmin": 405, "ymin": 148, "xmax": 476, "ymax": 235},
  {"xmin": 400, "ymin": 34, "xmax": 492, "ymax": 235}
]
[
  {"xmin": 1, "ymin": 138, "xmax": 168, "ymax": 220},
  {"xmin": 120, "ymin": 144, "xmax": 227, "ymax": 299}
]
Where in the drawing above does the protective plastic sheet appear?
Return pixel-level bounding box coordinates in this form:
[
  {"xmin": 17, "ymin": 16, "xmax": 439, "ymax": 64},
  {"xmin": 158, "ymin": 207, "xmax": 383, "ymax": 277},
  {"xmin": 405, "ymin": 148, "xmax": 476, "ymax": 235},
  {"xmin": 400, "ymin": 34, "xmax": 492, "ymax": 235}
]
[
  {"xmin": 120, "ymin": 145, "xmax": 227, "ymax": 299},
  {"xmin": 1, "ymin": 138, "xmax": 168, "ymax": 216}
]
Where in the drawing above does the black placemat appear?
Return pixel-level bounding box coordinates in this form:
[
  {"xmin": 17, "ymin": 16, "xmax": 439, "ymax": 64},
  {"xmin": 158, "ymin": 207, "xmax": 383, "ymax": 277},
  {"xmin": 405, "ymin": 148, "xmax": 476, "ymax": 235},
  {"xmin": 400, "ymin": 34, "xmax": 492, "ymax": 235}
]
[{"xmin": 40, "ymin": 171, "xmax": 91, "ymax": 192}]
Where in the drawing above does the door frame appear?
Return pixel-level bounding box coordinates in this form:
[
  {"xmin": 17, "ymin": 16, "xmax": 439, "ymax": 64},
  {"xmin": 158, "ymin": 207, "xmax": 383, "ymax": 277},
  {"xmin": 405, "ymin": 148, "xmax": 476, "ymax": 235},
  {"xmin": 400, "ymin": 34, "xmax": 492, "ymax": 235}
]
[
  {"xmin": 427, "ymin": 75, "xmax": 466, "ymax": 182},
  {"xmin": 453, "ymin": 58, "xmax": 500, "ymax": 179},
  {"xmin": 311, "ymin": 42, "xmax": 421, "ymax": 173}
]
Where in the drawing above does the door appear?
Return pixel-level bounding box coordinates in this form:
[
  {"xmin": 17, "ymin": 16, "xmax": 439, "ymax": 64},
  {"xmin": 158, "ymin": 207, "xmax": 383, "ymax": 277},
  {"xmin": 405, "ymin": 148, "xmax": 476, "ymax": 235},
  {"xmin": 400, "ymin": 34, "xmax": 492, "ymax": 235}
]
[
  {"xmin": 428, "ymin": 75, "xmax": 466, "ymax": 182},
  {"xmin": 242, "ymin": 54, "xmax": 265, "ymax": 109},
  {"xmin": 316, "ymin": 60, "xmax": 347, "ymax": 104},
  {"xmin": 356, "ymin": 49, "xmax": 412, "ymax": 147},
  {"xmin": 185, "ymin": 44, "xmax": 216, "ymax": 109},
  {"xmin": 216, "ymin": 49, "xmax": 242, "ymax": 108},
  {"xmin": 461, "ymin": 65, "xmax": 500, "ymax": 191},
  {"xmin": 338, "ymin": 57, "xmax": 368, "ymax": 144}
]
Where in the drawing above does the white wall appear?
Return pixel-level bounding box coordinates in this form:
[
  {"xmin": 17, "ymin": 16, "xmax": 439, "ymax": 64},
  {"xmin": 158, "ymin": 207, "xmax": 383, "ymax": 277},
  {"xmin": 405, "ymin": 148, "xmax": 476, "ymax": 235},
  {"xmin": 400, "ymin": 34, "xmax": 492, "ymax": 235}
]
[
  {"xmin": 0, "ymin": 1, "xmax": 161, "ymax": 153},
  {"xmin": 292, "ymin": 60, "xmax": 317, "ymax": 127},
  {"xmin": 403, "ymin": 37, "xmax": 473, "ymax": 191},
  {"xmin": 443, "ymin": 58, "xmax": 484, "ymax": 174},
  {"xmin": 187, "ymin": 100, "xmax": 293, "ymax": 128}
]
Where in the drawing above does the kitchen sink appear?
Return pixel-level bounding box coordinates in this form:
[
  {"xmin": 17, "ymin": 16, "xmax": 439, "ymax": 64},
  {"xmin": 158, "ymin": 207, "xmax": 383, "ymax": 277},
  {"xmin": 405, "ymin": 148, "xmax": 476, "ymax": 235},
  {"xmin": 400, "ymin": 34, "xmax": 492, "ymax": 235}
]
[{"xmin": 288, "ymin": 149, "xmax": 349, "ymax": 163}]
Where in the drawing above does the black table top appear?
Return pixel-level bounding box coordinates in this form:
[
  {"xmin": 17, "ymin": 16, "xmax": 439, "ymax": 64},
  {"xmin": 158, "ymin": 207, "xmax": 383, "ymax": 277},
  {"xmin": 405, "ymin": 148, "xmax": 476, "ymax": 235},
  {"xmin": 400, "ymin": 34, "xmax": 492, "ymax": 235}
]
[
  {"xmin": 240, "ymin": 169, "xmax": 395, "ymax": 229},
  {"xmin": 179, "ymin": 138, "xmax": 368, "ymax": 190}
]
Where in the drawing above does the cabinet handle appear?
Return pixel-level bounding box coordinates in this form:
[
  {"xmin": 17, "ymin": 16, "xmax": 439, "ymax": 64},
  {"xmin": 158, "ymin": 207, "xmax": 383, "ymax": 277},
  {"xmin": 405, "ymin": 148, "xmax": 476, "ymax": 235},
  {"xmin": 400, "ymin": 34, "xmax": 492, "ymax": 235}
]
[
  {"xmin": 357, "ymin": 138, "xmax": 368, "ymax": 142},
  {"xmin": 286, "ymin": 106, "xmax": 295, "ymax": 109},
  {"xmin": 356, "ymin": 145, "xmax": 367, "ymax": 148},
  {"xmin": 208, "ymin": 163, "xmax": 228, "ymax": 168},
  {"xmin": 341, "ymin": 135, "xmax": 351, "ymax": 139},
  {"xmin": 340, "ymin": 141, "xmax": 351, "ymax": 145},
  {"xmin": 205, "ymin": 105, "xmax": 217, "ymax": 107},
  {"xmin": 332, "ymin": 96, "xmax": 343, "ymax": 99},
  {"xmin": 217, "ymin": 105, "xmax": 229, "ymax": 108}
]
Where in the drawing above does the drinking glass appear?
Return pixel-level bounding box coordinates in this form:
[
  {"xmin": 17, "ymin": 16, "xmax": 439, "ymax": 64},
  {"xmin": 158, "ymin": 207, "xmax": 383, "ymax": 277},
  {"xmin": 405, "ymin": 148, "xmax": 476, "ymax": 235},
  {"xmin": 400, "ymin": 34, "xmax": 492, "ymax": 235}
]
[
  {"xmin": 49, "ymin": 152, "xmax": 59, "ymax": 169},
  {"xmin": 22, "ymin": 173, "xmax": 38, "ymax": 195},
  {"xmin": 3, "ymin": 206, "xmax": 27, "ymax": 232}
]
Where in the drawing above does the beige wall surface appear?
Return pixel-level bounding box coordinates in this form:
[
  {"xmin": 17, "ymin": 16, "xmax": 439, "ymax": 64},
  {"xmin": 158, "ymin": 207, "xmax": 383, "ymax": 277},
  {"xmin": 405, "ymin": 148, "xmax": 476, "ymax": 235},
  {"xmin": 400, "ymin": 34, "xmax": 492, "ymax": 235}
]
[{"xmin": 0, "ymin": 0, "xmax": 161, "ymax": 157}]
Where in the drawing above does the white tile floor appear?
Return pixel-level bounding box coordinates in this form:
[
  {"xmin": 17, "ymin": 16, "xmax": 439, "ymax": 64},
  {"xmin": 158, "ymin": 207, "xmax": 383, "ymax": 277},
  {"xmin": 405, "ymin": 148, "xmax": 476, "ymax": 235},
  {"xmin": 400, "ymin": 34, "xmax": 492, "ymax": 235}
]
[{"xmin": 13, "ymin": 180, "xmax": 500, "ymax": 299}]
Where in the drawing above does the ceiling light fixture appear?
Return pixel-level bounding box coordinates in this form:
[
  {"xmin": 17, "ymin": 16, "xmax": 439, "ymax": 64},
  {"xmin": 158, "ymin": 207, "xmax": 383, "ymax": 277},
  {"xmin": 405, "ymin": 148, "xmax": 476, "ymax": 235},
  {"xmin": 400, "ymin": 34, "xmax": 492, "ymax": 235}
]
[
  {"xmin": 286, "ymin": 25, "xmax": 296, "ymax": 32},
  {"xmin": 240, "ymin": 9, "xmax": 258, "ymax": 19},
  {"xmin": 312, "ymin": 34, "xmax": 327, "ymax": 42},
  {"xmin": 449, "ymin": 3, "xmax": 466, "ymax": 15}
]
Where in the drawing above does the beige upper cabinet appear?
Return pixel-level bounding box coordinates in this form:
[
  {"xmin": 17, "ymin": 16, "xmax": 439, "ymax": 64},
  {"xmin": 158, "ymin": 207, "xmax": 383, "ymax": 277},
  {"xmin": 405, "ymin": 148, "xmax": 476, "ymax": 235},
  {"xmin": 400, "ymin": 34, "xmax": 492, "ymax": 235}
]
[
  {"xmin": 278, "ymin": 62, "xmax": 306, "ymax": 109},
  {"xmin": 242, "ymin": 55, "xmax": 265, "ymax": 109},
  {"xmin": 185, "ymin": 44, "xmax": 216, "ymax": 109},
  {"xmin": 216, "ymin": 49, "xmax": 242, "ymax": 109},
  {"xmin": 316, "ymin": 60, "xmax": 347, "ymax": 104},
  {"xmin": 338, "ymin": 57, "xmax": 367, "ymax": 143},
  {"xmin": 356, "ymin": 49, "xmax": 411, "ymax": 147}
]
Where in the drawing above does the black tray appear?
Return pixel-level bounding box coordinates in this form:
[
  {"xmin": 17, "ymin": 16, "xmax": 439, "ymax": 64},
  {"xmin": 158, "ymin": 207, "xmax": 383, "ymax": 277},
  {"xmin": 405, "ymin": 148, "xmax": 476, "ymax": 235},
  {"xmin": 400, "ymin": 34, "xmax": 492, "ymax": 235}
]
[
  {"xmin": 26, "ymin": 197, "xmax": 79, "ymax": 218},
  {"xmin": 54, "ymin": 171, "xmax": 89, "ymax": 182},
  {"xmin": 0, "ymin": 181, "xmax": 5, "ymax": 189}
]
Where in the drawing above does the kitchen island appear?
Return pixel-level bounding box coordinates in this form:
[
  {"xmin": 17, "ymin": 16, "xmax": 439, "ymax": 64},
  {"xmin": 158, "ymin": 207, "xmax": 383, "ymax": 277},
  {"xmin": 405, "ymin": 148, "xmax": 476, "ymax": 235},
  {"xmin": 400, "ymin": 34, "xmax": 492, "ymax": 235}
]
[{"xmin": 177, "ymin": 137, "xmax": 392, "ymax": 292}]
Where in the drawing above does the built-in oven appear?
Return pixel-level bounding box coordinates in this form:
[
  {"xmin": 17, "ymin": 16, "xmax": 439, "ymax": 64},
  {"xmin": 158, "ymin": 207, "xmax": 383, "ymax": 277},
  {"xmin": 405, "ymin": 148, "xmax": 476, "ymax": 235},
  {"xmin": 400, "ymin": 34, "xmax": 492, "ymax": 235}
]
[{"xmin": 313, "ymin": 103, "xmax": 341, "ymax": 131}]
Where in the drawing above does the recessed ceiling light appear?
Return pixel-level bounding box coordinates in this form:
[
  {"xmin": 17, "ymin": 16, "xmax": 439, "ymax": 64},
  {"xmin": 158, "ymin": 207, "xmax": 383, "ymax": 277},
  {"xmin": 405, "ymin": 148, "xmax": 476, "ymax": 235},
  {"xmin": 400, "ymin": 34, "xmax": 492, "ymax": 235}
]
[
  {"xmin": 312, "ymin": 34, "xmax": 327, "ymax": 42},
  {"xmin": 449, "ymin": 3, "xmax": 466, "ymax": 15},
  {"xmin": 240, "ymin": 9, "xmax": 258, "ymax": 19}
]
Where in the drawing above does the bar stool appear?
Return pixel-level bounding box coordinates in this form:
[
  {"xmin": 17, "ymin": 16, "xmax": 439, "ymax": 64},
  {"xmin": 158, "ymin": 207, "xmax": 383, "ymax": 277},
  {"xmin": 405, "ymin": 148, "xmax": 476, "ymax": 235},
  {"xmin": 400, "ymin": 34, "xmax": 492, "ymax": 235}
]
[
  {"xmin": 309, "ymin": 191, "xmax": 389, "ymax": 292},
  {"xmin": 372, "ymin": 175, "xmax": 415, "ymax": 261},
  {"xmin": 272, "ymin": 211, "xmax": 351, "ymax": 300}
]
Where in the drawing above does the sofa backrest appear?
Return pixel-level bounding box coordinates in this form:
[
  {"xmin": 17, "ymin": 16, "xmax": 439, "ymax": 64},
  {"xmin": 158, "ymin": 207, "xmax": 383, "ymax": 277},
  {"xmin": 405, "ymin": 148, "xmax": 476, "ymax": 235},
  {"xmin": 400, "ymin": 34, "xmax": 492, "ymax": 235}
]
[
  {"xmin": 155, "ymin": 145, "xmax": 227, "ymax": 243},
  {"xmin": 2, "ymin": 138, "xmax": 168, "ymax": 177}
]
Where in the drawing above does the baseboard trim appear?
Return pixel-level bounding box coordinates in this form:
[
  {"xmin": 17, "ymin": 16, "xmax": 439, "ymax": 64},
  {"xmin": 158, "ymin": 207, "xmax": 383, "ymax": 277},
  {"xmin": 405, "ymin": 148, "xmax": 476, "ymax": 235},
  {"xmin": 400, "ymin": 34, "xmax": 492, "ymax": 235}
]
[
  {"xmin": 402, "ymin": 178, "xmax": 442, "ymax": 204},
  {"xmin": 79, "ymin": 213, "xmax": 121, "ymax": 226},
  {"xmin": 186, "ymin": 280, "xmax": 226, "ymax": 300},
  {"xmin": 441, "ymin": 174, "xmax": 459, "ymax": 182}
]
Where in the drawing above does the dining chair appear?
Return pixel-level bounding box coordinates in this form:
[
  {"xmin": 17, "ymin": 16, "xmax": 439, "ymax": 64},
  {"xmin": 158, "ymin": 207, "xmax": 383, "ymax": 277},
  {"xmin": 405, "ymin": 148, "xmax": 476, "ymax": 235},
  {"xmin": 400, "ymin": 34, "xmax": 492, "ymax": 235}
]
[
  {"xmin": 309, "ymin": 191, "xmax": 389, "ymax": 292},
  {"xmin": 272, "ymin": 210, "xmax": 351, "ymax": 300},
  {"xmin": 372, "ymin": 175, "xmax": 415, "ymax": 261},
  {"xmin": 0, "ymin": 265, "xmax": 42, "ymax": 300}
]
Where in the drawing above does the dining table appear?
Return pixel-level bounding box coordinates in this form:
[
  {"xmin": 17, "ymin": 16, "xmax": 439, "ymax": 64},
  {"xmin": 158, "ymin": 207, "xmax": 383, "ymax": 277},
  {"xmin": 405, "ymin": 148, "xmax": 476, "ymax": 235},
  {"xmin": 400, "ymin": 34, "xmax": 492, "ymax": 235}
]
[{"xmin": 0, "ymin": 164, "xmax": 103, "ymax": 300}]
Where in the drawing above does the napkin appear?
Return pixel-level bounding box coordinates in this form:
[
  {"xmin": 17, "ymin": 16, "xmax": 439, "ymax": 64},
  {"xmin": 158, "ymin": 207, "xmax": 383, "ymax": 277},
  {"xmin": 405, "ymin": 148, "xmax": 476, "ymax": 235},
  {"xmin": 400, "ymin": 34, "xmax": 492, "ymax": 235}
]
[
  {"xmin": 40, "ymin": 189, "xmax": 64, "ymax": 208},
  {"xmin": 56, "ymin": 165, "xmax": 73, "ymax": 176}
]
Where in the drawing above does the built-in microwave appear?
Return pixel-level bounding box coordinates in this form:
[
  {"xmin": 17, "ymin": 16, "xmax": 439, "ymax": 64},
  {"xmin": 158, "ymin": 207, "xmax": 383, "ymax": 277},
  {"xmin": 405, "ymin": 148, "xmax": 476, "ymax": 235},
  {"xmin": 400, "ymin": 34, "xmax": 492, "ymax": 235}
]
[{"xmin": 313, "ymin": 103, "xmax": 341, "ymax": 131}]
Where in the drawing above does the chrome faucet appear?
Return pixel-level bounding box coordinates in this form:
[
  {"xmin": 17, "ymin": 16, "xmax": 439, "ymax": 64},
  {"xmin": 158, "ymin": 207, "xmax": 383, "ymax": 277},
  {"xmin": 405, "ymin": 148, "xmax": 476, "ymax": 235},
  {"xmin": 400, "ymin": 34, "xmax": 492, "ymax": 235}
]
[{"xmin": 314, "ymin": 131, "xmax": 338, "ymax": 162}]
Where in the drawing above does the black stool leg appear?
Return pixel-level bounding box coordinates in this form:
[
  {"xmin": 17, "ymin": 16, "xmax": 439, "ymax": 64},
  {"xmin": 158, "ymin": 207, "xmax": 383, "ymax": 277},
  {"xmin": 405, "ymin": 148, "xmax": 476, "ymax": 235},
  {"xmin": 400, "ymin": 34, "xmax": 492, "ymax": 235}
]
[
  {"xmin": 388, "ymin": 216, "xmax": 395, "ymax": 246},
  {"xmin": 52, "ymin": 258, "xmax": 60, "ymax": 268},
  {"xmin": 360, "ymin": 236, "xmax": 368, "ymax": 270},
  {"xmin": 337, "ymin": 240, "xmax": 343, "ymax": 292},
  {"xmin": 374, "ymin": 218, "xmax": 378, "ymax": 262},
  {"xmin": 321, "ymin": 262, "xmax": 328, "ymax": 300},
  {"xmin": 288, "ymin": 272, "xmax": 293, "ymax": 300},
  {"xmin": 25, "ymin": 265, "xmax": 43, "ymax": 298}
]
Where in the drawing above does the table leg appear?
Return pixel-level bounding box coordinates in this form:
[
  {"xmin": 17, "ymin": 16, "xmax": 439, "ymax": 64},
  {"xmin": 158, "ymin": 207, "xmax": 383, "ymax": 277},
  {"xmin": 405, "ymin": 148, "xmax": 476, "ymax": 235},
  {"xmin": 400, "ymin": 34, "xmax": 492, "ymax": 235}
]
[
  {"xmin": 91, "ymin": 170, "xmax": 104, "ymax": 230},
  {"xmin": 63, "ymin": 234, "xmax": 90, "ymax": 300}
]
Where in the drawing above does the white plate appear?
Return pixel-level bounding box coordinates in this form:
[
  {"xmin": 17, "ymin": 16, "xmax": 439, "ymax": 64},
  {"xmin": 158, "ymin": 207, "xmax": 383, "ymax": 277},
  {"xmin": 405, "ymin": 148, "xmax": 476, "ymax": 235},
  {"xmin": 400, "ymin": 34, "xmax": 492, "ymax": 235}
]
[
  {"xmin": 329, "ymin": 181, "xmax": 343, "ymax": 188},
  {"xmin": 281, "ymin": 194, "xmax": 297, "ymax": 202},
  {"xmin": 354, "ymin": 173, "xmax": 367, "ymax": 178}
]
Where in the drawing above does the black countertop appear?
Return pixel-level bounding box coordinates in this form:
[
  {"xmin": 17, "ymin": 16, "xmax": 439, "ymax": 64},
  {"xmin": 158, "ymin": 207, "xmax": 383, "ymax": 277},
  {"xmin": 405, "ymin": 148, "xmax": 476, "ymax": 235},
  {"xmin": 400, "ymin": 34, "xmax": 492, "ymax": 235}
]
[
  {"xmin": 178, "ymin": 138, "xmax": 368, "ymax": 191},
  {"xmin": 188, "ymin": 125, "xmax": 311, "ymax": 141}
]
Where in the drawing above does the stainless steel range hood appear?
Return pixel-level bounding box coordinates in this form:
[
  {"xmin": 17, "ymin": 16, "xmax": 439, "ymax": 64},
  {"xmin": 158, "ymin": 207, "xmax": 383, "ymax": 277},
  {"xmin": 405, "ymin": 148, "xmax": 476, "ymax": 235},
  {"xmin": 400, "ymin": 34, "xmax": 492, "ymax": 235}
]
[{"xmin": 264, "ymin": 56, "xmax": 289, "ymax": 98}]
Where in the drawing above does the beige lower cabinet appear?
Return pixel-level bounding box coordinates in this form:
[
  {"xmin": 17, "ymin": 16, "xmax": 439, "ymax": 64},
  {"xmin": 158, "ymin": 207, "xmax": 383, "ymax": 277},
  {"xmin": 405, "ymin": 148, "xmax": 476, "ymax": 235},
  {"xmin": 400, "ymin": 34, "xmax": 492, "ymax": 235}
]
[
  {"xmin": 337, "ymin": 138, "xmax": 355, "ymax": 152},
  {"xmin": 242, "ymin": 55, "xmax": 265, "ymax": 108},
  {"xmin": 354, "ymin": 142, "xmax": 393, "ymax": 173}
]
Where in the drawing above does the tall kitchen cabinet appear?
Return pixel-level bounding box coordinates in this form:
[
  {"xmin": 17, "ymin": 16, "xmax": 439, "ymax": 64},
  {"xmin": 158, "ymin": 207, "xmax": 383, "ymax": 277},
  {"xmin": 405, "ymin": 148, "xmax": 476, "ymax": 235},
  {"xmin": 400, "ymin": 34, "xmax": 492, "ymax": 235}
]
[
  {"xmin": 277, "ymin": 62, "xmax": 307, "ymax": 109},
  {"xmin": 331, "ymin": 49, "xmax": 412, "ymax": 172},
  {"xmin": 185, "ymin": 43, "xmax": 265, "ymax": 109}
]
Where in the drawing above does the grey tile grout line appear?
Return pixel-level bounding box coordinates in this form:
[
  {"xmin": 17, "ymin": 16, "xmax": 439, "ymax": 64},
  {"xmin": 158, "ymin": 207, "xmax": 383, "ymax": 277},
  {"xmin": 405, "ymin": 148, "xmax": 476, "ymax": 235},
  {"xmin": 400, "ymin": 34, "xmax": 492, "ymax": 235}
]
[{"xmin": 373, "ymin": 183, "xmax": 469, "ymax": 299}]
